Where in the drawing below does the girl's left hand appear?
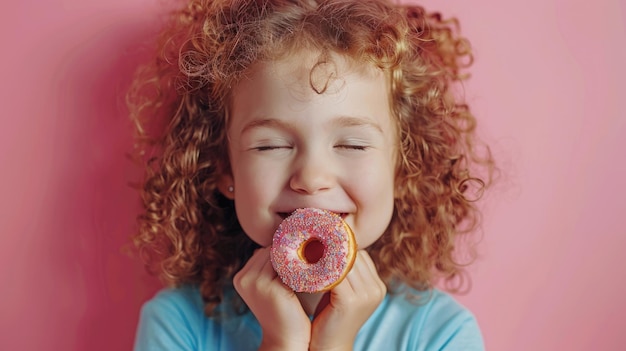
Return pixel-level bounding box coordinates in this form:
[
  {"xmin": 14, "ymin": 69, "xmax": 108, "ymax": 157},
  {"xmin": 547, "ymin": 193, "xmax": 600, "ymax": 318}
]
[{"xmin": 308, "ymin": 250, "xmax": 387, "ymax": 351}]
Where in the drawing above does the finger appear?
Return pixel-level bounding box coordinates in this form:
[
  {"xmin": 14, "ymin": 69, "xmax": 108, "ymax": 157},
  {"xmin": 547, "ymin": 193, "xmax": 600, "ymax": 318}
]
[
  {"xmin": 359, "ymin": 251, "xmax": 386, "ymax": 289},
  {"xmin": 257, "ymin": 249, "xmax": 299, "ymax": 299},
  {"xmin": 250, "ymin": 248, "xmax": 279, "ymax": 284},
  {"xmin": 328, "ymin": 253, "xmax": 368, "ymax": 303},
  {"xmin": 359, "ymin": 250, "xmax": 377, "ymax": 276},
  {"xmin": 235, "ymin": 247, "xmax": 271, "ymax": 289},
  {"xmin": 333, "ymin": 251, "xmax": 385, "ymax": 305},
  {"xmin": 343, "ymin": 251, "xmax": 372, "ymax": 291},
  {"xmin": 360, "ymin": 251, "xmax": 382, "ymax": 282},
  {"xmin": 259, "ymin": 251, "xmax": 282, "ymax": 282}
]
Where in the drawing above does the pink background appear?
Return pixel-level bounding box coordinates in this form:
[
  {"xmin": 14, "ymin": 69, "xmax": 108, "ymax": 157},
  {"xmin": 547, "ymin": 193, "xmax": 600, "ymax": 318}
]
[{"xmin": 1, "ymin": 0, "xmax": 624, "ymax": 350}]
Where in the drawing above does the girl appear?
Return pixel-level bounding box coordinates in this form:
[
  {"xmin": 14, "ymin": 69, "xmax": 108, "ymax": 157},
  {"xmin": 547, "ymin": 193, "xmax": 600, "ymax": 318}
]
[{"xmin": 128, "ymin": 0, "xmax": 495, "ymax": 350}]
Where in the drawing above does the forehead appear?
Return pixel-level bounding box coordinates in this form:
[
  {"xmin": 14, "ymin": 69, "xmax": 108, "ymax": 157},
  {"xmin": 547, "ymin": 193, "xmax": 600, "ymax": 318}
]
[
  {"xmin": 238, "ymin": 50, "xmax": 388, "ymax": 98},
  {"xmin": 227, "ymin": 49, "xmax": 396, "ymax": 139}
]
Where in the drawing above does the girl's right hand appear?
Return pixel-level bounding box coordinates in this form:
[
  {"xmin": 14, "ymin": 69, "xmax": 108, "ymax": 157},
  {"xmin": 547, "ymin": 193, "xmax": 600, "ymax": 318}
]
[{"xmin": 234, "ymin": 247, "xmax": 312, "ymax": 351}]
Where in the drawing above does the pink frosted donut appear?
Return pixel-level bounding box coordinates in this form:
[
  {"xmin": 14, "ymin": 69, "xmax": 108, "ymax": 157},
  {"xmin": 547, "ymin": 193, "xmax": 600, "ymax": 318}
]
[{"xmin": 270, "ymin": 208, "xmax": 357, "ymax": 293}]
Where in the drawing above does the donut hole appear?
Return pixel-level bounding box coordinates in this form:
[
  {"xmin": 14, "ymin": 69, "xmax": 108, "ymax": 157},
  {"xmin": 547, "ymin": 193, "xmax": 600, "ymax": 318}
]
[{"xmin": 303, "ymin": 238, "xmax": 325, "ymax": 264}]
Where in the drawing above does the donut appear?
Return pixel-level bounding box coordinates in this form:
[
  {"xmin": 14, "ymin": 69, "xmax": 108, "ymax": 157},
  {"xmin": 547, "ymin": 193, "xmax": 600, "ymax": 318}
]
[{"xmin": 270, "ymin": 208, "xmax": 357, "ymax": 293}]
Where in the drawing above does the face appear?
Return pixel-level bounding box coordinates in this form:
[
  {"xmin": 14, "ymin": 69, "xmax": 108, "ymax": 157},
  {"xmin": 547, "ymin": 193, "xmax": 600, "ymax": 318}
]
[{"xmin": 221, "ymin": 51, "xmax": 397, "ymax": 250}]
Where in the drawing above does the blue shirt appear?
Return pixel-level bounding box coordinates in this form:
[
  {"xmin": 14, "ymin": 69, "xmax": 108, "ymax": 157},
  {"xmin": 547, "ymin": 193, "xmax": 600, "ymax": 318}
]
[{"xmin": 134, "ymin": 285, "xmax": 484, "ymax": 350}]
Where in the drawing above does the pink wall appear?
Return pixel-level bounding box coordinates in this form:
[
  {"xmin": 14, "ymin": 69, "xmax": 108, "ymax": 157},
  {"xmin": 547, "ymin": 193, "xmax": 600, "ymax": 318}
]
[{"xmin": 1, "ymin": 0, "xmax": 624, "ymax": 350}]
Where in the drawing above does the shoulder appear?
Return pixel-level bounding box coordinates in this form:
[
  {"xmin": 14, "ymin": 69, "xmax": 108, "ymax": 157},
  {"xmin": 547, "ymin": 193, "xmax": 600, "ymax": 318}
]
[
  {"xmin": 134, "ymin": 285, "xmax": 207, "ymax": 351},
  {"xmin": 356, "ymin": 288, "xmax": 484, "ymax": 351},
  {"xmin": 144, "ymin": 284, "xmax": 205, "ymax": 311},
  {"xmin": 140, "ymin": 285, "xmax": 207, "ymax": 328},
  {"xmin": 134, "ymin": 285, "xmax": 262, "ymax": 351},
  {"xmin": 409, "ymin": 289, "xmax": 484, "ymax": 350}
]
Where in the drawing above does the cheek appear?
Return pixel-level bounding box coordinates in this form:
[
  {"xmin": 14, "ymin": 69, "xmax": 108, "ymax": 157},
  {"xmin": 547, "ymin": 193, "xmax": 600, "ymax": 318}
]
[
  {"xmin": 362, "ymin": 175, "xmax": 395, "ymax": 220},
  {"xmin": 347, "ymin": 156, "xmax": 395, "ymax": 194},
  {"xmin": 231, "ymin": 159, "xmax": 283, "ymax": 247},
  {"xmin": 348, "ymin": 157, "xmax": 396, "ymax": 246},
  {"xmin": 234, "ymin": 158, "xmax": 281, "ymax": 198}
]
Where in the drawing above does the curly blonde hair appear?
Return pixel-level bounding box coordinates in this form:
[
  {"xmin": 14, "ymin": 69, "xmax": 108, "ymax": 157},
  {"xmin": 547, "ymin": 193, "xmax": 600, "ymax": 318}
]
[{"xmin": 127, "ymin": 0, "xmax": 495, "ymax": 315}]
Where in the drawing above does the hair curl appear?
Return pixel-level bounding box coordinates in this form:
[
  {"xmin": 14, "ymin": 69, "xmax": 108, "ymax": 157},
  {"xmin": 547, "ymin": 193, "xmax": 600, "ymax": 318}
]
[{"xmin": 127, "ymin": 0, "xmax": 495, "ymax": 315}]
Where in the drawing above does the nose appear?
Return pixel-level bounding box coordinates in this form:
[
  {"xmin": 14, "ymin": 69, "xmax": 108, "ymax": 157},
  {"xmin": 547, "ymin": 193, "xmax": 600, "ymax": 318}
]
[{"xmin": 289, "ymin": 151, "xmax": 335, "ymax": 195}]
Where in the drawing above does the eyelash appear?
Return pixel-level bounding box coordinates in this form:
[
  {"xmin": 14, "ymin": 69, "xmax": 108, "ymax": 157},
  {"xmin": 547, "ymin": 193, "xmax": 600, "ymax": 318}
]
[
  {"xmin": 253, "ymin": 145, "xmax": 290, "ymax": 151},
  {"xmin": 252, "ymin": 144, "xmax": 369, "ymax": 151},
  {"xmin": 335, "ymin": 144, "xmax": 368, "ymax": 151}
]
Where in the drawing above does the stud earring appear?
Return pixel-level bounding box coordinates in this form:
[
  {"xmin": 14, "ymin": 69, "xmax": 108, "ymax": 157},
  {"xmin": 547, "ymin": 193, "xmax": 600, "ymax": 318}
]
[{"xmin": 228, "ymin": 185, "xmax": 234, "ymax": 192}]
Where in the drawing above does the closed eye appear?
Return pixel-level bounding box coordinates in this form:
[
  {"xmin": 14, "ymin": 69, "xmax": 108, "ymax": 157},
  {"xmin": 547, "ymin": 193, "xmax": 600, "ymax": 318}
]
[
  {"xmin": 252, "ymin": 145, "xmax": 291, "ymax": 151},
  {"xmin": 253, "ymin": 146, "xmax": 287, "ymax": 151},
  {"xmin": 335, "ymin": 144, "xmax": 369, "ymax": 151}
]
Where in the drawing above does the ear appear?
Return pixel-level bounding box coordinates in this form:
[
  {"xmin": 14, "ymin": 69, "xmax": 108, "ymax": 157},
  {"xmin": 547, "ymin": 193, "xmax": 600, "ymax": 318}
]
[{"xmin": 217, "ymin": 174, "xmax": 235, "ymax": 200}]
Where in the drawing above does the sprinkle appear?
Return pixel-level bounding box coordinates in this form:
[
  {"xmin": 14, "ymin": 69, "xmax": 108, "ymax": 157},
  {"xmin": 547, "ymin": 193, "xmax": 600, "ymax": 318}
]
[{"xmin": 270, "ymin": 208, "xmax": 353, "ymax": 292}]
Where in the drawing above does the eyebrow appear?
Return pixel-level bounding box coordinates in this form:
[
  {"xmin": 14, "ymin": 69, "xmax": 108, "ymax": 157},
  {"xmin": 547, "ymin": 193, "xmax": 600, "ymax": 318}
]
[
  {"xmin": 333, "ymin": 115, "xmax": 383, "ymax": 133},
  {"xmin": 241, "ymin": 118, "xmax": 297, "ymax": 135},
  {"xmin": 240, "ymin": 115, "xmax": 383, "ymax": 134}
]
